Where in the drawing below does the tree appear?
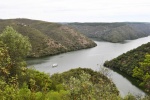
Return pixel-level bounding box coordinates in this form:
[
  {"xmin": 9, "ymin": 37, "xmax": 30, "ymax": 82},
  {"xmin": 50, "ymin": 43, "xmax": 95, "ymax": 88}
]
[
  {"xmin": 0, "ymin": 26, "xmax": 32, "ymax": 63},
  {"xmin": 133, "ymin": 54, "xmax": 150, "ymax": 93},
  {"xmin": 0, "ymin": 41, "xmax": 12, "ymax": 80},
  {"xmin": 0, "ymin": 26, "xmax": 32, "ymax": 76},
  {"xmin": 64, "ymin": 71, "xmax": 120, "ymax": 100}
]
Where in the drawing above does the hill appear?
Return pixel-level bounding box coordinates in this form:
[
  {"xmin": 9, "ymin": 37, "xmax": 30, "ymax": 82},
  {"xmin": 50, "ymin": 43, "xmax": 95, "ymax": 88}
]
[
  {"xmin": 68, "ymin": 22, "xmax": 150, "ymax": 43},
  {"xmin": 104, "ymin": 42, "xmax": 150, "ymax": 75},
  {"xmin": 104, "ymin": 42, "xmax": 150, "ymax": 92},
  {"xmin": 50, "ymin": 68, "xmax": 120, "ymax": 99},
  {"xmin": 0, "ymin": 19, "xmax": 96, "ymax": 57}
]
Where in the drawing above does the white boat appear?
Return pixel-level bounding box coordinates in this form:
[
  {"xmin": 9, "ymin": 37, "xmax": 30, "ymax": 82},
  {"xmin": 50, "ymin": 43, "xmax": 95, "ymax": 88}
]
[{"xmin": 52, "ymin": 63, "xmax": 58, "ymax": 68}]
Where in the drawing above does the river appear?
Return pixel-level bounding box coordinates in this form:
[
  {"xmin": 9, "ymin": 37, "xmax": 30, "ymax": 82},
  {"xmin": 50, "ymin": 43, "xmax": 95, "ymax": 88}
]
[{"xmin": 27, "ymin": 36, "xmax": 150, "ymax": 97}]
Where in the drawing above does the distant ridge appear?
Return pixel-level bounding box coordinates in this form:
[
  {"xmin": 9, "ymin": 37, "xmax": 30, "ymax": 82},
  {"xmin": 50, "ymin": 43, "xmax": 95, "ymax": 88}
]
[
  {"xmin": 0, "ymin": 18, "xmax": 96, "ymax": 57},
  {"xmin": 68, "ymin": 22, "xmax": 150, "ymax": 42}
]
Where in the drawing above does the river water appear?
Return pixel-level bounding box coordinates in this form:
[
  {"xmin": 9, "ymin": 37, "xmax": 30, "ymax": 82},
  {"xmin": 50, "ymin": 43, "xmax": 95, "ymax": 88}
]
[{"xmin": 27, "ymin": 36, "xmax": 150, "ymax": 97}]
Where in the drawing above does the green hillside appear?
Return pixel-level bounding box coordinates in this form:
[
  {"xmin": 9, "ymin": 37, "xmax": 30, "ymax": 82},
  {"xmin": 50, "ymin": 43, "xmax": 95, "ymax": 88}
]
[
  {"xmin": 68, "ymin": 22, "xmax": 150, "ymax": 42},
  {"xmin": 104, "ymin": 42, "xmax": 150, "ymax": 75},
  {"xmin": 50, "ymin": 68, "xmax": 120, "ymax": 99},
  {"xmin": 104, "ymin": 42, "xmax": 150, "ymax": 92},
  {"xmin": 0, "ymin": 19, "xmax": 96, "ymax": 57}
]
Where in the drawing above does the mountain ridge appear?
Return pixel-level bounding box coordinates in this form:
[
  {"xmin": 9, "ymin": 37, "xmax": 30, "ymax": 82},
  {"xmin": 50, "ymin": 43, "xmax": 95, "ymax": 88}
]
[
  {"xmin": 0, "ymin": 18, "xmax": 96, "ymax": 57},
  {"xmin": 68, "ymin": 22, "xmax": 150, "ymax": 42}
]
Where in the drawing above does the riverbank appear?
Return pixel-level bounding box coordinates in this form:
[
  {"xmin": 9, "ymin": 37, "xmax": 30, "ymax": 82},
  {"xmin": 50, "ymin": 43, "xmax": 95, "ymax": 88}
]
[{"xmin": 108, "ymin": 67, "xmax": 146, "ymax": 93}]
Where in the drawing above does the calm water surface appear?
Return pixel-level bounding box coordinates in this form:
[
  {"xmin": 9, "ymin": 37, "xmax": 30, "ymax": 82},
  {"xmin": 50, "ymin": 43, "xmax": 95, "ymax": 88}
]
[{"xmin": 27, "ymin": 36, "xmax": 150, "ymax": 97}]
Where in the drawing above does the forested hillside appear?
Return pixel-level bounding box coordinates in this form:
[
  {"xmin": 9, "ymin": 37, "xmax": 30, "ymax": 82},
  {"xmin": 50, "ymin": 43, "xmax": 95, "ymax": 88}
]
[
  {"xmin": 104, "ymin": 42, "xmax": 150, "ymax": 93},
  {"xmin": 0, "ymin": 19, "xmax": 96, "ymax": 57},
  {"xmin": 68, "ymin": 22, "xmax": 150, "ymax": 42},
  {"xmin": 104, "ymin": 42, "xmax": 150, "ymax": 75}
]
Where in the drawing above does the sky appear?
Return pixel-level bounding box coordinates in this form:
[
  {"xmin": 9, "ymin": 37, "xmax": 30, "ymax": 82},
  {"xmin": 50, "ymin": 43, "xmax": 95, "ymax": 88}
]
[{"xmin": 0, "ymin": 0, "xmax": 150, "ymax": 22}]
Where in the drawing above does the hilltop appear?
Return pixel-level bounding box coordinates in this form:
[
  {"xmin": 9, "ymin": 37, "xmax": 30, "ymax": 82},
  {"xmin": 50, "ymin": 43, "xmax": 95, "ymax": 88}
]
[
  {"xmin": 0, "ymin": 19, "xmax": 96, "ymax": 57},
  {"xmin": 68, "ymin": 22, "xmax": 150, "ymax": 42}
]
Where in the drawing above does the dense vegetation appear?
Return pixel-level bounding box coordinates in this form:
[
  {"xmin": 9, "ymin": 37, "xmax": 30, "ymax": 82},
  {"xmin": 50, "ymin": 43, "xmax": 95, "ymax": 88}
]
[
  {"xmin": 51, "ymin": 68, "xmax": 121, "ymax": 100},
  {"xmin": 0, "ymin": 19, "xmax": 96, "ymax": 57},
  {"xmin": 1, "ymin": 26, "xmax": 150, "ymax": 99},
  {"xmin": 104, "ymin": 42, "xmax": 150, "ymax": 94},
  {"xmin": 132, "ymin": 54, "xmax": 150, "ymax": 93},
  {"xmin": 68, "ymin": 22, "xmax": 150, "ymax": 43}
]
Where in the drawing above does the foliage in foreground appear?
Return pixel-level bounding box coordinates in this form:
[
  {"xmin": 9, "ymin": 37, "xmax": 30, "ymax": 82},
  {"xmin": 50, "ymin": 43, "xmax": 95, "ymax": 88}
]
[
  {"xmin": 51, "ymin": 68, "xmax": 120, "ymax": 100},
  {"xmin": 0, "ymin": 26, "xmax": 32, "ymax": 62}
]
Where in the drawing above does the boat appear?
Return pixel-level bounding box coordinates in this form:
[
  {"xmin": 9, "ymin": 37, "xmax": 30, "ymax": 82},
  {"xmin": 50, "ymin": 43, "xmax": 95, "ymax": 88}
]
[{"xmin": 52, "ymin": 63, "xmax": 58, "ymax": 68}]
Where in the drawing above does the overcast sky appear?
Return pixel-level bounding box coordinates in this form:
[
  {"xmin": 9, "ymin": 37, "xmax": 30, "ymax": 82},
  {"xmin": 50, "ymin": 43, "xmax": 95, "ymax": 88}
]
[{"xmin": 0, "ymin": 0, "xmax": 150, "ymax": 22}]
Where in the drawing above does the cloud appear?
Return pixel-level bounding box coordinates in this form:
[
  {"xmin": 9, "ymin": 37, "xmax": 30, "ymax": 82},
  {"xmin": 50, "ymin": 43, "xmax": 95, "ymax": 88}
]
[{"xmin": 0, "ymin": 0, "xmax": 150, "ymax": 22}]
